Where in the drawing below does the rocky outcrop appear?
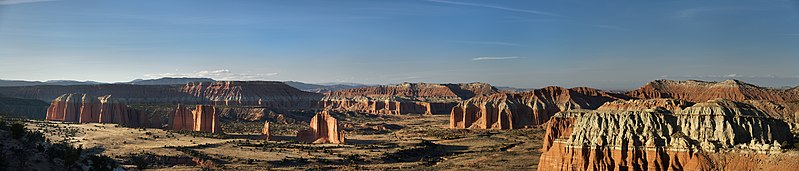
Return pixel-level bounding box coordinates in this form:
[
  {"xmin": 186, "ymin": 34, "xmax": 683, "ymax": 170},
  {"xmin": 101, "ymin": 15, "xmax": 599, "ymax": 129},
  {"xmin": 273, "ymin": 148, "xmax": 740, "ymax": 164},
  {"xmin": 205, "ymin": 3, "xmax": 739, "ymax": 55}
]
[
  {"xmin": 450, "ymin": 86, "xmax": 627, "ymax": 129},
  {"xmin": 181, "ymin": 81, "xmax": 322, "ymax": 109},
  {"xmin": 321, "ymin": 82, "xmax": 497, "ymax": 115},
  {"xmin": 170, "ymin": 104, "xmax": 194, "ymax": 131},
  {"xmin": 297, "ymin": 111, "xmax": 345, "ymax": 144},
  {"xmin": 45, "ymin": 94, "xmax": 150, "ymax": 127},
  {"xmin": 169, "ymin": 105, "xmax": 221, "ymax": 133},
  {"xmin": 538, "ymin": 99, "xmax": 796, "ymax": 171},
  {"xmin": 627, "ymin": 79, "xmax": 799, "ymax": 102}
]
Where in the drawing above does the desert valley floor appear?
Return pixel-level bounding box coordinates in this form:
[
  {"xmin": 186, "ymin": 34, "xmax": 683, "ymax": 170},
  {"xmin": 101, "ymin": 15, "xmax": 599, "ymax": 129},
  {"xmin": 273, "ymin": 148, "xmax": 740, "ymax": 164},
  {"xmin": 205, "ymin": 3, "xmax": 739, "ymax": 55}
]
[{"xmin": 26, "ymin": 114, "xmax": 544, "ymax": 170}]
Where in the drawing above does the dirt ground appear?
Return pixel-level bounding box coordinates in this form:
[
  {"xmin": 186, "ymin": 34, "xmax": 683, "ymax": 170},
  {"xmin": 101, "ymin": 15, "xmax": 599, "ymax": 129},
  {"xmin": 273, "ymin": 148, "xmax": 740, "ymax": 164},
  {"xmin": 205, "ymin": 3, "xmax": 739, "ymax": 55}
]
[{"xmin": 27, "ymin": 114, "xmax": 545, "ymax": 170}]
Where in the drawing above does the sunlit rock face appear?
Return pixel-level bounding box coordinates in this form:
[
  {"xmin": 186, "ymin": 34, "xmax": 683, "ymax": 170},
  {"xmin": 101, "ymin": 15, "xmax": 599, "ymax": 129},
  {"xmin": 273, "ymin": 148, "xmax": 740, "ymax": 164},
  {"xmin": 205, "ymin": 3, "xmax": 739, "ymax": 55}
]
[
  {"xmin": 170, "ymin": 105, "xmax": 221, "ymax": 133},
  {"xmin": 46, "ymin": 93, "xmax": 152, "ymax": 127},
  {"xmin": 626, "ymin": 79, "xmax": 799, "ymax": 129},
  {"xmin": 538, "ymin": 99, "xmax": 796, "ymax": 171},
  {"xmin": 297, "ymin": 111, "xmax": 345, "ymax": 144},
  {"xmin": 320, "ymin": 82, "xmax": 497, "ymax": 115},
  {"xmin": 449, "ymin": 86, "xmax": 627, "ymax": 129}
]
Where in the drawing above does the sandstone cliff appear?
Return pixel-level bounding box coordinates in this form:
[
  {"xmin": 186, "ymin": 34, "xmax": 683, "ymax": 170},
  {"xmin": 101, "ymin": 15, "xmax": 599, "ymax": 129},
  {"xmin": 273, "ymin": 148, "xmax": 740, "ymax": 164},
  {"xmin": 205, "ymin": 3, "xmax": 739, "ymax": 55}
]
[
  {"xmin": 538, "ymin": 99, "xmax": 796, "ymax": 171},
  {"xmin": 297, "ymin": 111, "xmax": 345, "ymax": 144},
  {"xmin": 45, "ymin": 94, "xmax": 151, "ymax": 127},
  {"xmin": 321, "ymin": 82, "xmax": 497, "ymax": 115},
  {"xmin": 450, "ymin": 86, "xmax": 627, "ymax": 129},
  {"xmin": 169, "ymin": 105, "xmax": 222, "ymax": 133},
  {"xmin": 181, "ymin": 81, "xmax": 322, "ymax": 109},
  {"xmin": 597, "ymin": 98, "xmax": 692, "ymax": 112},
  {"xmin": 627, "ymin": 79, "xmax": 799, "ymax": 102}
]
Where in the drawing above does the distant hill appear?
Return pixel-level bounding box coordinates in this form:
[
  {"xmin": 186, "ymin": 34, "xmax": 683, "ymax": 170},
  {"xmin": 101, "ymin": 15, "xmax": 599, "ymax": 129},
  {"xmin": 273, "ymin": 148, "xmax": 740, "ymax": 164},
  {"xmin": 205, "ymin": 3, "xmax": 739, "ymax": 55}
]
[
  {"xmin": 126, "ymin": 77, "xmax": 215, "ymax": 85},
  {"xmin": 495, "ymin": 86, "xmax": 529, "ymax": 92},
  {"xmin": 283, "ymin": 81, "xmax": 369, "ymax": 93},
  {"xmin": 0, "ymin": 79, "xmax": 102, "ymax": 87}
]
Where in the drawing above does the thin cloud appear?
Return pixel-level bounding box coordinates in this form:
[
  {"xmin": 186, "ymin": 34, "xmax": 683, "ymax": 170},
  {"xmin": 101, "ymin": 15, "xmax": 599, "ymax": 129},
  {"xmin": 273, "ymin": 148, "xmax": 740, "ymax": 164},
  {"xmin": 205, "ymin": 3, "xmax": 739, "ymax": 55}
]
[
  {"xmin": 144, "ymin": 69, "xmax": 278, "ymax": 80},
  {"xmin": 427, "ymin": 0, "xmax": 563, "ymax": 17},
  {"xmin": 591, "ymin": 24, "xmax": 630, "ymax": 31},
  {"xmin": 471, "ymin": 56, "xmax": 523, "ymax": 61},
  {"xmin": 454, "ymin": 40, "xmax": 525, "ymax": 47},
  {"xmin": 674, "ymin": 7, "xmax": 750, "ymax": 19},
  {"xmin": 0, "ymin": 0, "xmax": 57, "ymax": 5}
]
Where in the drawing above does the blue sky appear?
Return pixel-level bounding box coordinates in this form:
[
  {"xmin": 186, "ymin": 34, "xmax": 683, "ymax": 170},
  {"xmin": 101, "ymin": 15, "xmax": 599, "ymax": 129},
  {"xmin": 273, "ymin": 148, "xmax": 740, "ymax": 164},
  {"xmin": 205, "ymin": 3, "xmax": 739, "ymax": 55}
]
[{"xmin": 1, "ymin": 0, "xmax": 798, "ymax": 89}]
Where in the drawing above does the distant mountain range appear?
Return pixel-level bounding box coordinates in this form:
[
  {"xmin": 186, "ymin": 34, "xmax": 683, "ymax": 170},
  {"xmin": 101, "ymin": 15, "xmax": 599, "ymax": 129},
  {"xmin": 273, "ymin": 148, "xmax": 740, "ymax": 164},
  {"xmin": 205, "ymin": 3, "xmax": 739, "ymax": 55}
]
[{"xmin": 0, "ymin": 78, "xmax": 371, "ymax": 93}]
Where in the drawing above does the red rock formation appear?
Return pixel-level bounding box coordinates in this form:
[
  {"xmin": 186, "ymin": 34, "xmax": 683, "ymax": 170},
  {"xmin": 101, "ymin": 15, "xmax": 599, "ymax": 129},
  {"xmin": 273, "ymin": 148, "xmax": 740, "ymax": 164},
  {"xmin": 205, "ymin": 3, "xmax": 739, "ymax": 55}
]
[
  {"xmin": 627, "ymin": 79, "xmax": 799, "ymax": 102},
  {"xmin": 321, "ymin": 82, "xmax": 497, "ymax": 115},
  {"xmin": 181, "ymin": 81, "xmax": 322, "ymax": 109},
  {"xmin": 297, "ymin": 111, "xmax": 345, "ymax": 144},
  {"xmin": 538, "ymin": 99, "xmax": 796, "ymax": 171},
  {"xmin": 450, "ymin": 86, "xmax": 627, "ymax": 129},
  {"xmin": 46, "ymin": 94, "xmax": 150, "ymax": 127},
  {"xmin": 192, "ymin": 105, "xmax": 221, "ymax": 133},
  {"xmin": 168, "ymin": 105, "xmax": 221, "ymax": 133},
  {"xmin": 170, "ymin": 104, "xmax": 194, "ymax": 131}
]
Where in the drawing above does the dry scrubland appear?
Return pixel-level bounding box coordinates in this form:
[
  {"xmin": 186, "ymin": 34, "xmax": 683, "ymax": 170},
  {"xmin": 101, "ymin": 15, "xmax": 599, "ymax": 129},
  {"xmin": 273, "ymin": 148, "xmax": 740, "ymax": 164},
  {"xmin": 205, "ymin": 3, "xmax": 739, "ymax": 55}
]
[{"xmin": 27, "ymin": 114, "xmax": 545, "ymax": 170}]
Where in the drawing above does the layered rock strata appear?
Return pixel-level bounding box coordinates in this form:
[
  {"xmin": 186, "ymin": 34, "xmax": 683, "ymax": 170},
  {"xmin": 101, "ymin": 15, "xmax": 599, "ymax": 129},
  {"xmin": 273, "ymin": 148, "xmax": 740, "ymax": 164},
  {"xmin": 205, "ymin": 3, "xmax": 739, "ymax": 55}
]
[
  {"xmin": 181, "ymin": 81, "xmax": 322, "ymax": 109},
  {"xmin": 45, "ymin": 94, "xmax": 150, "ymax": 127},
  {"xmin": 321, "ymin": 82, "xmax": 497, "ymax": 114},
  {"xmin": 450, "ymin": 86, "xmax": 627, "ymax": 129},
  {"xmin": 627, "ymin": 79, "xmax": 799, "ymax": 102},
  {"xmin": 297, "ymin": 111, "xmax": 345, "ymax": 144},
  {"xmin": 538, "ymin": 99, "xmax": 796, "ymax": 171},
  {"xmin": 170, "ymin": 105, "xmax": 221, "ymax": 133}
]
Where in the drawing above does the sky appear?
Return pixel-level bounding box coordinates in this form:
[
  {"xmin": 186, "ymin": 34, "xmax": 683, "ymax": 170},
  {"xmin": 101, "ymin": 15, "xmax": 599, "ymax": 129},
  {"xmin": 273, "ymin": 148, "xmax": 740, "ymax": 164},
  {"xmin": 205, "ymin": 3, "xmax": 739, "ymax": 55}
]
[{"xmin": 1, "ymin": 0, "xmax": 798, "ymax": 89}]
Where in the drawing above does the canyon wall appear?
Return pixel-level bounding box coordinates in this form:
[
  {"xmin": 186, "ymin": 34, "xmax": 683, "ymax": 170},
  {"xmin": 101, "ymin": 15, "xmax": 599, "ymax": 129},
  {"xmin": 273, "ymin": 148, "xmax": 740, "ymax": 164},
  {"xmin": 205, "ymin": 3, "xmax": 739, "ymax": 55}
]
[
  {"xmin": 297, "ymin": 111, "xmax": 345, "ymax": 144},
  {"xmin": 538, "ymin": 99, "xmax": 797, "ymax": 171},
  {"xmin": 321, "ymin": 82, "xmax": 497, "ymax": 115},
  {"xmin": 169, "ymin": 105, "xmax": 221, "ymax": 133},
  {"xmin": 0, "ymin": 96, "xmax": 49, "ymax": 119},
  {"xmin": 450, "ymin": 86, "xmax": 628, "ymax": 129},
  {"xmin": 626, "ymin": 79, "xmax": 799, "ymax": 128},
  {"xmin": 181, "ymin": 81, "xmax": 322, "ymax": 109},
  {"xmin": 45, "ymin": 94, "xmax": 154, "ymax": 127}
]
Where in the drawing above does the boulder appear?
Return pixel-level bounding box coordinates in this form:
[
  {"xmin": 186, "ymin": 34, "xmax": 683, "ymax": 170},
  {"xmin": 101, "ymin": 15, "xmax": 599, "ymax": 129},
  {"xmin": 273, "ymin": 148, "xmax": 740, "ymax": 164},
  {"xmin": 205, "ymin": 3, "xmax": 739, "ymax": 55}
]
[{"xmin": 262, "ymin": 121, "xmax": 270, "ymax": 140}]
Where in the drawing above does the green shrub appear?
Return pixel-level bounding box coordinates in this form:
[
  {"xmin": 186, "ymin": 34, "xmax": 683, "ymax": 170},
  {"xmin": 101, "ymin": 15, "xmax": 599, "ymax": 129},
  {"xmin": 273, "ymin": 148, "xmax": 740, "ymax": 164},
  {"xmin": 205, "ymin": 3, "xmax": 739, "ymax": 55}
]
[{"xmin": 10, "ymin": 122, "xmax": 26, "ymax": 139}]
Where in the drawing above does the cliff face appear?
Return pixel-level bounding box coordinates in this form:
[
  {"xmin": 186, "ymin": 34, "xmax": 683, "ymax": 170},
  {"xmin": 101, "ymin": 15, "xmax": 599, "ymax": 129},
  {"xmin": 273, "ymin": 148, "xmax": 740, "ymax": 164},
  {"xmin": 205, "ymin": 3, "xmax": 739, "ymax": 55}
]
[
  {"xmin": 450, "ymin": 86, "xmax": 627, "ymax": 129},
  {"xmin": 297, "ymin": 111, "xmax": 345, "ymax": 144},
  {"xmin": 0, "ymin": 81, "xmax": 323, "ymax": 111},
  {"xmin": 181, "ymin": 81, "xmax": 322, "ymax": 109},
  {"xmin": 321, "ymin": 82, "xmax": 497, "ymax": 114},
  {"xmin": 627, "ymin": 79, "xmax": 799, "ymax": 102},
  {"xmin": 169, "ymin": 105, "xmax": 221, "ymax": 133},
  {"xmin": 45, "ymin": 94, "xmax": 153, "ymax": 127},
  {"xmin": 538, "ymin": 99, "xmax": 796, "ymax": 171}
]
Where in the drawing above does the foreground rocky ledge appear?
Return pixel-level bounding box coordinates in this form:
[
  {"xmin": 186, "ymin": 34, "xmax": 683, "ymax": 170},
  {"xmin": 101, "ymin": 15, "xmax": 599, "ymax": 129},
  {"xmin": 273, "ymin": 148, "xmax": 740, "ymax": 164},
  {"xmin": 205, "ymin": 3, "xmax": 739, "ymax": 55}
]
[{"xmin": 539, "ymin": 99, "xmax": 798, "ymax": 171}]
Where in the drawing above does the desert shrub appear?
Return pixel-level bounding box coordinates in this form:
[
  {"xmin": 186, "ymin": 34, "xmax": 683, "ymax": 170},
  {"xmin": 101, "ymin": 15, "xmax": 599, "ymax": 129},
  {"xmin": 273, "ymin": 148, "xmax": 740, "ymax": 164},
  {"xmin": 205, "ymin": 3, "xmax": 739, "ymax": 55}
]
[{"xmin": 10, "ymin": 122, "xmax": 26, "ymax": 139}]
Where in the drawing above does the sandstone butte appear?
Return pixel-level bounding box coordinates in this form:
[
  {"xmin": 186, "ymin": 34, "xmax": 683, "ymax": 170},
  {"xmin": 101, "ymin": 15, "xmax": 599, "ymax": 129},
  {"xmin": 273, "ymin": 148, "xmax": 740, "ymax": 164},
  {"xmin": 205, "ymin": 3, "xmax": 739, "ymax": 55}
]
[
  {"xmin": 46, "ymin": 93, "xmax": 152, "ymax": 127},
  {"xmin": 170, "ymin": 105, "xmax": 221, "ymax": 133},
  {"xmin": 297, "ymin": 111, "xmax": 345, "ymax": 144},
  {"xmin": 627, "ymin": 79, "xmax": 799, "ymax": 128},
  {"xmin": 320, "ymin": 82, "xmax": 497, "ymax": 115},
  {"xmin": 181, "ymin": 81, "xmax": 323, "ymax": 109},
  {"xmin": 538, "ymin": 98, "xmax": 798, "ymax": 171},
  {"xmin": 449, "ymin": 86, "xmax": 628, "ymax": 129}
]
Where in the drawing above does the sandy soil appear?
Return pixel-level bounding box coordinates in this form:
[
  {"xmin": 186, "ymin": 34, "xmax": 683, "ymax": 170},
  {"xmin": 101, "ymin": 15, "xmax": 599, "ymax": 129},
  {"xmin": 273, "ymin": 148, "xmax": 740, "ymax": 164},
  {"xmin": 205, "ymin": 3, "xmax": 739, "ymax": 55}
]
[{"xmin": 28, "ymin": 114, "xmax": 544, "ymax": 170}]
